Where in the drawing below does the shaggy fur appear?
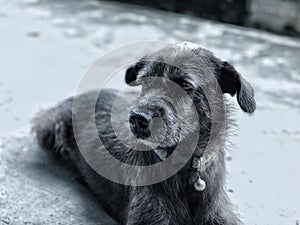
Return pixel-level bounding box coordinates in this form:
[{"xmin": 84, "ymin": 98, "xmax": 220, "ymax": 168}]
[{"xmin": 33, "ymin": 44, "xmax": 256, "ymax": 225}]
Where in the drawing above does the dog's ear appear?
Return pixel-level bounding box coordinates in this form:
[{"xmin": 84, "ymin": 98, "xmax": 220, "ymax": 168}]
[
  {"xmin": 125, "ymin": 60, "xmax": 145, "ymax": 86},
  {"xmin": 217, "ymin": 61, "xmax": 256, "ymax": 113}
]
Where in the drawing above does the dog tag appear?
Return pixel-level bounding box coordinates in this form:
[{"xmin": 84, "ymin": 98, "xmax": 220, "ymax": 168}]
[{"xmin": 194, "ymin": 176, "xmax": 206, "ymax": 192}]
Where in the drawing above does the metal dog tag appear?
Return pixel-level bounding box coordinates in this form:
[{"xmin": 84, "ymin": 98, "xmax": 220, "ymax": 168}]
[{"xmin": 194, "ymin": 176, "xmax": 206, "ymax": 192}]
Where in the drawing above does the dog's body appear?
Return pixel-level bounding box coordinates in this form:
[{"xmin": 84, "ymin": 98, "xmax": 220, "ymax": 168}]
[{"xmin": 34, "ymin": 43, "xmax": 255, "ymax": 225}]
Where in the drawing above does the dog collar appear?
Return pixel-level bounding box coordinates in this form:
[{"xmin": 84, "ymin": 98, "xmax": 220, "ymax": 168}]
[
  {"xmin": 153, "ymin": 148, "xmax": 216, "ymax": 192},
  {"xmin": 154, "ymin": 148, "xmax": 216, "ymax": 170},
  {"xmin": 191, "ymin": 152, "xmax": 217, "ymax": 172},
  {"xmin": 191, "ymin": 151, "xmax": 217, "ymax": 192}
]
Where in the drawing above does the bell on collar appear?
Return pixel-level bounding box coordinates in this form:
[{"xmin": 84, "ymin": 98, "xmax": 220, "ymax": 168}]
[{"xmin": 194, "ymin": 176, "xmax": 206, "ymax": 192}]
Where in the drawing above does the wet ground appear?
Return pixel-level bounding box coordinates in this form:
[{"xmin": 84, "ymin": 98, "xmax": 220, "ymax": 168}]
[{"xmin": 0, "ymin": 0, "xmax": 299, "ymax": 224}]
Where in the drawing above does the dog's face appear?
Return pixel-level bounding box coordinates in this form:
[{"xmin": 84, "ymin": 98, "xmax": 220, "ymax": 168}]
[{"xmin": 125, "ymin": 44, "xmax": 256, "ymax": 149}]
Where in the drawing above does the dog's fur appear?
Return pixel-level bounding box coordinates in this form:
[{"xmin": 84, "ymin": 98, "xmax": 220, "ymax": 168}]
[{"xmin": 33, "ymin": 44, "xmax": 256, "ymax": 225}]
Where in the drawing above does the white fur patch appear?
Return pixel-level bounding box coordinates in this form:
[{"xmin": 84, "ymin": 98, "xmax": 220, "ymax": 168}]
[
  {"xmin": 153, "ymin": 149, "xmax": 168, "ymax": 161},
  {"xmin": 177, "ymin": 41, "xmax": 200, "ymax": 50}
]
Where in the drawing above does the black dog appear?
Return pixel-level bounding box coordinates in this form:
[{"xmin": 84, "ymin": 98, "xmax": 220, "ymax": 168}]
[{"xmin": 34, "ymin": 43, "xmax": 255, "ymax": 225}]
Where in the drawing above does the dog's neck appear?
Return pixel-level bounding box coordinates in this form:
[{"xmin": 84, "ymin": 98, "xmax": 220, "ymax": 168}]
[
  {"xmin": 153, "ymin": 147, "xmax": 216, "ymax": 172},
  {"xmin": 154, "ymin": 143, "xmax": 217, "ymax": 192}
]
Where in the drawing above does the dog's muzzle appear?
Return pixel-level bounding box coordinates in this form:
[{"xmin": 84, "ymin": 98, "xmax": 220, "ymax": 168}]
[
  {"xmin": 129, "ymin": 106, "xmax": 164, "ymax": 140},
  {"xmin": 129, "ymin": 110, "xmax": 153, "ymax": 139}
]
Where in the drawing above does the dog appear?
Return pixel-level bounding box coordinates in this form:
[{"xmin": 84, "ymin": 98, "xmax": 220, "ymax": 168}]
[{"xmin": 33, "ymin": 42, "xmax": 256, "ymax": 225}]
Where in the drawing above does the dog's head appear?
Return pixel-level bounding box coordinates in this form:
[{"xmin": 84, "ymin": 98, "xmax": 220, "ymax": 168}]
[{"xmin": 125, "ymin": 44, "xmax": 256, "ymax": 149}]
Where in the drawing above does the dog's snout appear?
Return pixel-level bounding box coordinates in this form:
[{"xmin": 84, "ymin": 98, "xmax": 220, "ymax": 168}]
[
  {"xmin": 130, "ymin": 112, "xmax": 151, "ymax": 129},
  {"xmin": 129, "ymin": 111, "xmax": 154, "ymax": 139}
]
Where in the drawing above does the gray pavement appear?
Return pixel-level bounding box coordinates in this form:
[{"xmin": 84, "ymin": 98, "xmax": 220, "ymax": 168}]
[
  {"xmin": 0, "ymin": 137, "xmax": 118, "ymax": 225},
  {"xmin": 0, "ymin": 0, "xmax": 300, "ymax": 224}
]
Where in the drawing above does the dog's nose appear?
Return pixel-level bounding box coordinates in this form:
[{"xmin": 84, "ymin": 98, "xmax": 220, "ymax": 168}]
[{"xmin": 129, "ymin": 111, "xmax": 153, "ymax": 139}]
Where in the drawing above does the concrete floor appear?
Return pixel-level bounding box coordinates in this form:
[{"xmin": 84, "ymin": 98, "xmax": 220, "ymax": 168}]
[{"xmin": 0, "ymin": 0, "xmax": 300, "ymax": 224}]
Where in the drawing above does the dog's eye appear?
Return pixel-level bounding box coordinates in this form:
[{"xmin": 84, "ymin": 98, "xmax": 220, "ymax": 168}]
[
  {"xmin": 182, "ymin": 82, "xmax": 194, "ymax": 93},
  {"xmin": 173, "ymin": 78, "xmax": 194, "ymax": 93}
]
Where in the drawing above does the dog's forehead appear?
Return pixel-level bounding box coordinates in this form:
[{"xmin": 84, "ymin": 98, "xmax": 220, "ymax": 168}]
[
  {"xmin": 146, "ymin": 42, "xmax": 214, "ymax": 68},
  {"xmin": 137, "ymin": 43, "xmax": 215, "ymax": 84}
]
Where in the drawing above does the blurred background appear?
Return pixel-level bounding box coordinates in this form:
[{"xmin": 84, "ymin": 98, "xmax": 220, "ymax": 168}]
[
  {"xmin": 108, "ymin": 0, "xmax": 300, "ymax": 37},
  {"xmin": 0, "ymin": 0, "xmax": 299, "ymax": 225}
]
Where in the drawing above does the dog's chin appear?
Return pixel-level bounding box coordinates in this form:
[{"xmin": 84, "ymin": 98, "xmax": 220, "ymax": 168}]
[
  {"xmin": 138, "ymin": 139, "xmax": 160, "ymax": 149},
  {"xmin": 139, "ymin": 136, "xmax": 177, "ymax": 149}
]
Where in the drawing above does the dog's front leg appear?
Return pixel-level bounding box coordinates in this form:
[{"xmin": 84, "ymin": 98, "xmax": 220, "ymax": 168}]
[{"xmin": 126, "ymin": 187, "xmax": 192, "ymax": 225}]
